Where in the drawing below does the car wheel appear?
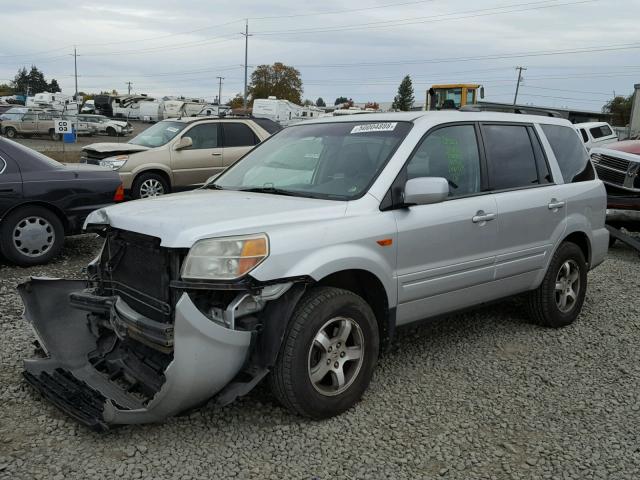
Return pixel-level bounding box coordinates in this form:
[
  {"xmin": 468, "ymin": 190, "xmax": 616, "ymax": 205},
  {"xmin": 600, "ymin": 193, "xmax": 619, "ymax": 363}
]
[
  {"xmin": 106, "ymin": 127, "xmax": 116, "ymax": 137},
  {"xmin": 269, "ymin": 287, "xmax": 379, "ymax": 419},
  {"xmin": 132, "ymin": 173, "xmax": 169, "ymax": 199},
  {"xmin": 4, "ymin": 127, "xmax": 17, "ymax": 139},
  {"xmin": 0, "ymin": 206, "xmax": 64, "ymax": 266},
  {"xmin": 526, "ymin": 242, "xmax": 588, "ymax": 328},
  {"xmin": 49, "ymin": 130, "xmax": 61, "ymax": 141}
]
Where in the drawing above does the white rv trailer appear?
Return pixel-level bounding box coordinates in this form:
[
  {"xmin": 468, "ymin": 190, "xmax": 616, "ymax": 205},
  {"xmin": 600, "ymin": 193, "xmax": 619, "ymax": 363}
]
[{"xmin": 26, "ymin": 92, "xmax": 78, "ymax": 112}]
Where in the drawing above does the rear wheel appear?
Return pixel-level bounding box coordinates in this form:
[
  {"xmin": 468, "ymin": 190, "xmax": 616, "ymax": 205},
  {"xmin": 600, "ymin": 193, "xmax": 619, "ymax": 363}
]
[
  {"xmin": 526, "ymin": 242, "xmax": 587, "ymax": 328},
  {"xmin": 49, "ymin": 129, "xmax": 61, "ymax": 141},
  {"xmin": 0, "ymin": 206, "xmax": 64, "ymax": 266},
  {"xmin": 269, "ymin": 287, "xmax": 379, "ymax": 419},
  {"xmin": 132, "ymin": 172, "xmax": 169, "ymax": 199},
  {"xmin": 4, "ymin": 127, "xmax": 17, "ymax": 139}
]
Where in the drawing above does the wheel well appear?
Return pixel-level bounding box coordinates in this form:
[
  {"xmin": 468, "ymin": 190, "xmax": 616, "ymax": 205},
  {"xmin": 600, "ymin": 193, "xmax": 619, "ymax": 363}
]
[
  {"xmin": 317, "ymin": 269, "xmax": 391, "ymax": 348},
  {"xmin": 562, "ymin": 231, "xmax": 591, "ymax": 265},
  {"xmin": 133, "ymin": 169, "xmax": 171, "ymax": 190},
  {"xmin": 1, "ymin": 202, "xmax": 69, "ymax": 233}
]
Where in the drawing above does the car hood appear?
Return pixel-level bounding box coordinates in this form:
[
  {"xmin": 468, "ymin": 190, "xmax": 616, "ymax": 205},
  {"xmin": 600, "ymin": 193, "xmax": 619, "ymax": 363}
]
[
  {"xmin": 82, "ymin": 142, "xmax": 149, "ymax": 154},
  {"xmin": 108, "ymin": 120, "xmax": 129, "ymax": 128},
  {"xmin": 84, "ymin": 189, "xmax": 348, "ymax": 247},
  {"xmin": 603, "ymin": 140, "xmax": 640, "ymax": 156}
]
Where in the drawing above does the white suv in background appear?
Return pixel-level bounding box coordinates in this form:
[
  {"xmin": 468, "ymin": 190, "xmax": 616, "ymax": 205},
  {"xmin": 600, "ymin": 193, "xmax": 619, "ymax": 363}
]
[{"xmin": 574, "ymin": 122, "xmax": 618, "ymax": 151}]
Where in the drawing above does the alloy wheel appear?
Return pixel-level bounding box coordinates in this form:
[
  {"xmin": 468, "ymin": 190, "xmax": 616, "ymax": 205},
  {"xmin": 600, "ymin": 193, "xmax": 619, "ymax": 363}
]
[
  {"xmin": 139, "ymin": 179, "xmax": 165, "ymax": 198},
  {"xmin": 555, "ymin": 259, "xmax": 580, "ymax": 313},
  {"xmin": 307, "ymin": 316, "xmax": 365, "ymax": 396}
]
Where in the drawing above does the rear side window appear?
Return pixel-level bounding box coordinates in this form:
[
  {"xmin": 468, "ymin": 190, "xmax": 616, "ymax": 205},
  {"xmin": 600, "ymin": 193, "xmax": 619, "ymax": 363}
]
[
  {"xmin": 541, "ymin": 124, "xmax": 594, "ymax": 183},
  {"xmin": 590, "ymin": 125, "xmax": 613, "ymax": 139},
  {"xmin": 223, "ymin": 123, "xmax": 258, "ymax": 147},
  {"xmin": 579, "ymin": 129, "xmax": 589, "ymax": 143},
  {"xmin": 482, "ymin": 124, "xmax": 539, "ymax": 190}
]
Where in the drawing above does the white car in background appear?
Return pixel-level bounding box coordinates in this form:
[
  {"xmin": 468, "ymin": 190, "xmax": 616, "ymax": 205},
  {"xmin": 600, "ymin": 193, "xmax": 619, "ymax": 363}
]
[
  {"xmin": 73, "ymin": 114, "xmax": 133, "ymax": 137},
  {"xmin": 574, "ymin": 122, "xmax": 618, "ymax": 151}
]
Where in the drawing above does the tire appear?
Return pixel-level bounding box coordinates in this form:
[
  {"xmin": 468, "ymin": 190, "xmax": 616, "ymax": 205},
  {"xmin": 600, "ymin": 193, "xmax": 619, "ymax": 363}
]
[
  {"xmin": 526, "ymin": 242, "xmax": 588, "ymax": 328},
  {"xmin": 106, "ymin": 127, "xmax": 116, "ymax": 137},
  {"xmin": 0, "ymin": 206, "xmax": 65, "ymax": 266},
  {"xmin": 608, "ymin": 236, "xmax": 617, "ymax": 248},
  {"xmin": 269, "ymin": 287, "xmax": 379, "ymax": 419},
  {"xmin": 4, "ymin": 127, "xmax": 17, "ymax": 139},
  {"xmin": 132, "ymin": 172, "xmax": 169, "ymax": 199},
  {"xmin": 49, "ymin": 130, "xmax": 61, "ymax": 141}
]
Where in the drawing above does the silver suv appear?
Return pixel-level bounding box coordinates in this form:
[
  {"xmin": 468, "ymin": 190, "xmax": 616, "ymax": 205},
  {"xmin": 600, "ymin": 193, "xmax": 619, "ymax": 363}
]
[{"xmin": 20, "ymin": 112, "xmax": 608, "ymax": 430}]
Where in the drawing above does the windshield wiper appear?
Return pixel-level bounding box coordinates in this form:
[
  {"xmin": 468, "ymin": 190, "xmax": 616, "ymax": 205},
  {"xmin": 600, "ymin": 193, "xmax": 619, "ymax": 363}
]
[
  {"xmin": 203, "ymin": 183, "xmax": 224, "ymax": 190},
  {"xmin": 237, "ymin": 186, "xmax": 299, "ymax": 196}
]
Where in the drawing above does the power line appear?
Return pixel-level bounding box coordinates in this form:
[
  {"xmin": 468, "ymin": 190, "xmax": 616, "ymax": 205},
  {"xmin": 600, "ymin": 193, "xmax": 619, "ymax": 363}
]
[{"xmin": 249, "ymin": 0, "xmax": 437, "ymax": 20}]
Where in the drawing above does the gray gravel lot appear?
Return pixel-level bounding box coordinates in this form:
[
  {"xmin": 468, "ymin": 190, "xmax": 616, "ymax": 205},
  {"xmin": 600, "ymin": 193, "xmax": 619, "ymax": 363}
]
[{"xmin": 1, "ymin": 235, "xmax": 639, "ymax": 479}]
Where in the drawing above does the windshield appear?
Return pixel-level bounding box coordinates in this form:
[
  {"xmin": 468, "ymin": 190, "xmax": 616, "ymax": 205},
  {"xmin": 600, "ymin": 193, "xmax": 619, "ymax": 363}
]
[
  {"xmin": 128, "ymin": 121, "xmax": 186, "ymax": 148},
  {"xmin": 0, "ymin": 107, "xmax": 27, "ymax": 121},
  {"xmin": 214, "ymin": 121, "xmax": 412, "ymax": 200}
]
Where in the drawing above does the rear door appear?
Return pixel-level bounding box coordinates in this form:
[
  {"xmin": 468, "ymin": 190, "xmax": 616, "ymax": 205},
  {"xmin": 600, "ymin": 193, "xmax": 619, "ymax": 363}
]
[
  {"xmin": 481, "ymin": 123, "xmax": 565, "ymax": 289},
  {"xmin": 170, "ymin": 122, "xmax": 223, "ymax": 188},
  {"xmin": 394, "ymin": 123, "xmax": 499, "ymax": 325},
  {"xmin": 221, "ymin": 122, "xmax": 260, "ymax": 167}
]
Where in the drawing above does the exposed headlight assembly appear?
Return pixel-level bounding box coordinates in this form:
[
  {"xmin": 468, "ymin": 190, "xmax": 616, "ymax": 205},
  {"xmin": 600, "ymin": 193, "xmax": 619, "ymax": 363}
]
[
  {"xmin": 99, "ymin": 155, "xmax": 128, "ymax": 170},
  {"xmin": 181, "ymin": 234, "xmax": 269, "ymax": 280}
]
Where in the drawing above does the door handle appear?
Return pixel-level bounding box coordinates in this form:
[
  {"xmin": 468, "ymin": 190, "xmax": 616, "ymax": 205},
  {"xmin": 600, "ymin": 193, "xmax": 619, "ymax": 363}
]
[
  {"xmin": 211, "ymin": 152, "xmax": 222, "ymax": 156},
  {"xmin": 548, "ymin": 199, "xmax": 566, "ymax": 210},
  {"xmin": 472, "ymin": 211, "xmax": 496, "ymax": 223}
]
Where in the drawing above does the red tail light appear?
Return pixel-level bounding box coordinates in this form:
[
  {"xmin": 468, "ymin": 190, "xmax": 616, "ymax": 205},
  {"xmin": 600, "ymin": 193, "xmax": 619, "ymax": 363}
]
[{"xmin": 113, "ymin": 184, "xmax": 125, "ymax": 202}]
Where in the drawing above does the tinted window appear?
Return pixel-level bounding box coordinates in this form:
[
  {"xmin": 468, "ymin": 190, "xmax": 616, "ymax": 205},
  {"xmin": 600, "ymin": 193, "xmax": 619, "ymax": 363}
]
[
  {"xmin": 223, "ymin": 123, "xmax": 258, "ymax": 147},
  {"xmin": 483, "ymin": 124, "xmax": 539, "ymax": 190},
  {"xmin": 590, "ymin": 125, "xmax": 613, "ymax": 139},
  {"xmin": 579, "ymin": 129, "xmax": 589, "ymax": 143},
  {"xmin": 251, "ymin": 118, "xmax": 282, "ymax": 134},
  {"xmin": 406, "ymin": 124, "xmax": 481, "ymax": 196},
  {"xmin": 184, "ymin": 123, "xmax": 219, "ymax": 149},
  {"xmin": 541, "ymin": 124, "xmax": 593, "ymax": 183}
]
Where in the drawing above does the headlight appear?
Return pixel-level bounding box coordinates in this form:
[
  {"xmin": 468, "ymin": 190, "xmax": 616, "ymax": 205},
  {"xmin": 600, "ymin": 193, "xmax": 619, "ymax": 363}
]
[
  {"xmin": 99, "ymin": 155, "xmax": 128, "ymax": 170},
  {"xmin": 181, "ymin": 234, "xmax": 269, "ymax": 280}
]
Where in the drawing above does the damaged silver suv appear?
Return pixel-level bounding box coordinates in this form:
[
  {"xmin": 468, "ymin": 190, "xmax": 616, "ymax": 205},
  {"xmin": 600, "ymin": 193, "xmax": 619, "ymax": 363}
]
[{"xmin": 21, "ymin": 112, "xmax": 609, "ymax": 430}]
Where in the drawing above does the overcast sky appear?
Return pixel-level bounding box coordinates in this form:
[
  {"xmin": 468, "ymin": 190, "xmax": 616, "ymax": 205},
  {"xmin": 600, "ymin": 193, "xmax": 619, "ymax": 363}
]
[{"xmin": 0, "ymin": 0, "xmax": 638, "ymax": 111}]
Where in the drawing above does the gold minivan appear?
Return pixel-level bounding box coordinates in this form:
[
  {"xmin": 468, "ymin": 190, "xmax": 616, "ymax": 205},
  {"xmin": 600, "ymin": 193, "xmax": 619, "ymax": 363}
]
[{"xmin": 81, "ymin": 117, "xmax": 278, "ymax": 198}]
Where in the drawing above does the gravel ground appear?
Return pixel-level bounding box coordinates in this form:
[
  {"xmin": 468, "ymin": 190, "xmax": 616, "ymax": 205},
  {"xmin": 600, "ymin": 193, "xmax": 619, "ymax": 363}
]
[{"xmin": 1, "ymin": 235, "xmax": 639, "ymax": 480}]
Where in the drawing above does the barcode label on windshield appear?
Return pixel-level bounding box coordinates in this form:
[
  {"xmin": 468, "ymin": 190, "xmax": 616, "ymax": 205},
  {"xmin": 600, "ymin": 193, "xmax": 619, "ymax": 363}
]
[{"xmin": 350, "ymin": 122, "xmax": 397, "ymax": 134}]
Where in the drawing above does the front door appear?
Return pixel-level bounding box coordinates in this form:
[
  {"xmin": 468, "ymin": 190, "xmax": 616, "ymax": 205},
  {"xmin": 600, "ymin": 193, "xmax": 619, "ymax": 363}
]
[
  {"xmin": 170, "ymin": 122, "xmax": 223, "ymax": 189},
  {"xmin": 21, "ymin": 113, "xmax": 38, "ymax": 134},
  {"xmin": 393, "ymin": 123, "xmax": 499, "ymax": 325}
]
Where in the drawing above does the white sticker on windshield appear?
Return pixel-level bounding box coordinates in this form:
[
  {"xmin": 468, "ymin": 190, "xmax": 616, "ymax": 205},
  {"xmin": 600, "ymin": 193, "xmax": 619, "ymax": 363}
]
[
  {"xmin": 350, "ymin": 122, "xmax": 397, "ymax": 134},
  {"xmin": 166, "ymin": 127, "xmax": 179, "ymax": 132}
]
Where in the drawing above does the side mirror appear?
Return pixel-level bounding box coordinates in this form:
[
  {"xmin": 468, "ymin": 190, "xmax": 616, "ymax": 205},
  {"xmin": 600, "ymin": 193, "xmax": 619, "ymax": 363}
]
[
  {"xmin": 174, "ymin": 136, "xmax": 193, "ymax": 150},
  {"xmin": 480, "ymin": 86, "xmax": 485, "ymax": 99},
  {"xmin": 404, "ymin": 177, "xmax": 449, "ymax": 206}
]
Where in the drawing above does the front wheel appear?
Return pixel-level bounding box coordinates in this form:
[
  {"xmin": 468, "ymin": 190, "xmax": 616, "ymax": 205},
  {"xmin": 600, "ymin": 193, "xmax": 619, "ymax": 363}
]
[
  {"xmin": 132, "ymin": 172, "xmax": 169, "ymax": 199},
  {"xmin": 49, "ymin": 130, "xmax": 61, "ymax": 141},
  {"xmin": 269, "ymin": 287, "xmax": 379, "ymax": 419},
  {"xmin": 526, "ymin": 242, "xmax": 588, "ymax": 328},
  {"xmin": 4, "ymin": 127, "xmax": 17, "ymax": 139},
  {"xmin": 0, "ymin": 206, "xmax": 64, "ymax": 266}
]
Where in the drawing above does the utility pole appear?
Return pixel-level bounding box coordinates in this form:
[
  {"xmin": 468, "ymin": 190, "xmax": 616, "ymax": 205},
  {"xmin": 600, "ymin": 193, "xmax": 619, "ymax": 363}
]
[
  {"xmin": 513, "ymin": 66, "xmax": 527, "ymax": 106},
  {"xmin": 126, "ymin": 81, "xmax": 132, "ymax": 95},
  {"xmin": 73, "ymin": 46, "xmax": 79, "ymax": 112},
  {"xmin": 216, "ymin": 76, "xmax": 224, "ymax": 106},
  {"xmin": 241, "ymin": 19, "xmax": 252, "ymax": 110}
]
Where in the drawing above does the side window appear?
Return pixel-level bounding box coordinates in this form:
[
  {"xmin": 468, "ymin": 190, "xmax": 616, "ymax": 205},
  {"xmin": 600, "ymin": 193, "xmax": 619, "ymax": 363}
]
[
  {"xmin": 590, "ymin": 125, "xmax": 613, "ymax": 139},
  {"xmin": 223, "ymin": 123, "xmax": 258, "ymax": 147},
  {"xmin": 541, "ymin": 124, "xmax": 594, "ymax": 183},
  {"xmin": 184, "ymin": 123, "xmax": 219, "ymax": 149},
  {"xmin": 482, "ymin": 124, "xmax": 539, "ymax": 190},
  {"xmin": 405, "ymin": 124, "xmax": 481, "ymax": 197},
  {"xmin": 579, "ymin": 129, "xmax": 589, "ymax": 143},
  {"xmin": 22, "ymin": 113, "xmax": 36, "ymax": 121}
]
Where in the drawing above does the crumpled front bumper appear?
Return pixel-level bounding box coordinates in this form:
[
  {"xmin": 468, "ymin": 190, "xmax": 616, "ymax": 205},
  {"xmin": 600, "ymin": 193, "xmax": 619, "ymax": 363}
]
[{"xmin": 20, "ymin": 278, "xmax": 252, "ymax": 431}]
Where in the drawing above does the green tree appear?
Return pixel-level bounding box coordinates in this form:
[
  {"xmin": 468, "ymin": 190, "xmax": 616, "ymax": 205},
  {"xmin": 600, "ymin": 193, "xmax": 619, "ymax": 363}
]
[
  {"xmin": 49, "ymin": 78, "xmax": 61, "ymax": 93},
  {"xmin": 249, "ymin": 62, "xmax": 303, "ymax": 105},
  {"xmin": 11, "ymin": 66, "xmax": 61, "ymax": 94},
  {"xmin": 303, "ymin": 99, "xmax": 315, "ymax": 106},
  {"xmin": 392, "ymin": 75, "xmax": 414, "ymax": 111},
  {"xmin": 334, "ymin": 96, "xmax": 348, "ymax": 105},
  {"xmin": 603, "ymin": 94, "xmax": 633, "ymax": 126},
  {"xmin": 316, "ymin": 97, "xmax": 326, "ymax": 107},
  {"xmin": 0, "ymin": 83, "xmax": 14, "ymax": 95}
]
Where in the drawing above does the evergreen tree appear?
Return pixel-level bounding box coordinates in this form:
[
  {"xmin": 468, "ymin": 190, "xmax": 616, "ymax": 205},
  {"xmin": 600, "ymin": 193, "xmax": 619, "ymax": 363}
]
[
  {"xmin": 392, "ymin": 75, "xmax": 414, "ymax": 111},
  {"xmin": 334, "ymin": 96, "xmax": 349, "ymax": 105},
  {"xmin": 316, "ymin": 97, "xmax": 326, "ymax": 107}
]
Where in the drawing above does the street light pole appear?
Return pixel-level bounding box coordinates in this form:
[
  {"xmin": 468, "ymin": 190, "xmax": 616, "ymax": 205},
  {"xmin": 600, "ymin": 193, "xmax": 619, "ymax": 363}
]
[{"xmin": 513, "ymin": 66, "xmax": 527, "ymax": 106}]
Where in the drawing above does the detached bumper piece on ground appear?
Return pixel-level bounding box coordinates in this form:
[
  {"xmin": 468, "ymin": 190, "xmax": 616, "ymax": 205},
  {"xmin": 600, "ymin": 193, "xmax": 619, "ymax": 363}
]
[{"xmin": 20, "ymin": 278, "xmax": 253, "ymax": 431}]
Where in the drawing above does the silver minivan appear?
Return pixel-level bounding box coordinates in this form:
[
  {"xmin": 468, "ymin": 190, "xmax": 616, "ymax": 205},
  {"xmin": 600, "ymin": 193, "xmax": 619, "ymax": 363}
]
[{"xmin": 20, "ymin": 112, "xmax": 609, "ymax": 430}]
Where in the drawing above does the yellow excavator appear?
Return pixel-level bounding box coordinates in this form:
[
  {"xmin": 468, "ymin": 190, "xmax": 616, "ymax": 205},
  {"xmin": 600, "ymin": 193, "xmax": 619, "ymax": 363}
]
[{"xmin": 425, "ymin": 84, "xmax": 484, "ymax": 111}]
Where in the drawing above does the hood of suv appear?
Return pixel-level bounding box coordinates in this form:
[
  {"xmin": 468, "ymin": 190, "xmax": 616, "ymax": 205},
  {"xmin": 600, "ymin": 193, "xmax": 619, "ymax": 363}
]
[
  {"xmin": 85, "ymin": 189, "xmax": 348, "ymax": 247},
  {"xmin": 83, "ymin": 142, "xmax": 150, "ymax": 155}
]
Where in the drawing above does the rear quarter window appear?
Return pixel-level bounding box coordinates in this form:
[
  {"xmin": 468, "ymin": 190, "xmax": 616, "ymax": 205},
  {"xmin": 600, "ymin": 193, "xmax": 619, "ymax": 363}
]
[
  {"xmin": 590, "ymin": 125, "xmax": 613, "ymax": 139},
  {"xmin": 541, "ymin": 124, "xmax": 594, "ymax": 183}
]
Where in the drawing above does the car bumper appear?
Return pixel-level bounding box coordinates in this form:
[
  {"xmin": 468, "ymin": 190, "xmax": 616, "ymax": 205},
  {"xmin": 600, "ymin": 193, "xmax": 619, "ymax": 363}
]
[{"xmin": 20, "ymin": 278, "xmax": 252, "ymax": 431}]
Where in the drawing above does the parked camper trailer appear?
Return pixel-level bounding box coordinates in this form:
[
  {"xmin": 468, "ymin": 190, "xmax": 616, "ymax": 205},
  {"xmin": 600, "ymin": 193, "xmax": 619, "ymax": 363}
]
[
  {"xmin": 26, "ymin": 92, "xmax": 78, "ymax": 112},
  {"xmin": 140, "ymin": 101, "xmax": 163, "ymax": 122},
  {"xmin": 252, "ymin": 97, "xmax": 305, "ymax": 125}
]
